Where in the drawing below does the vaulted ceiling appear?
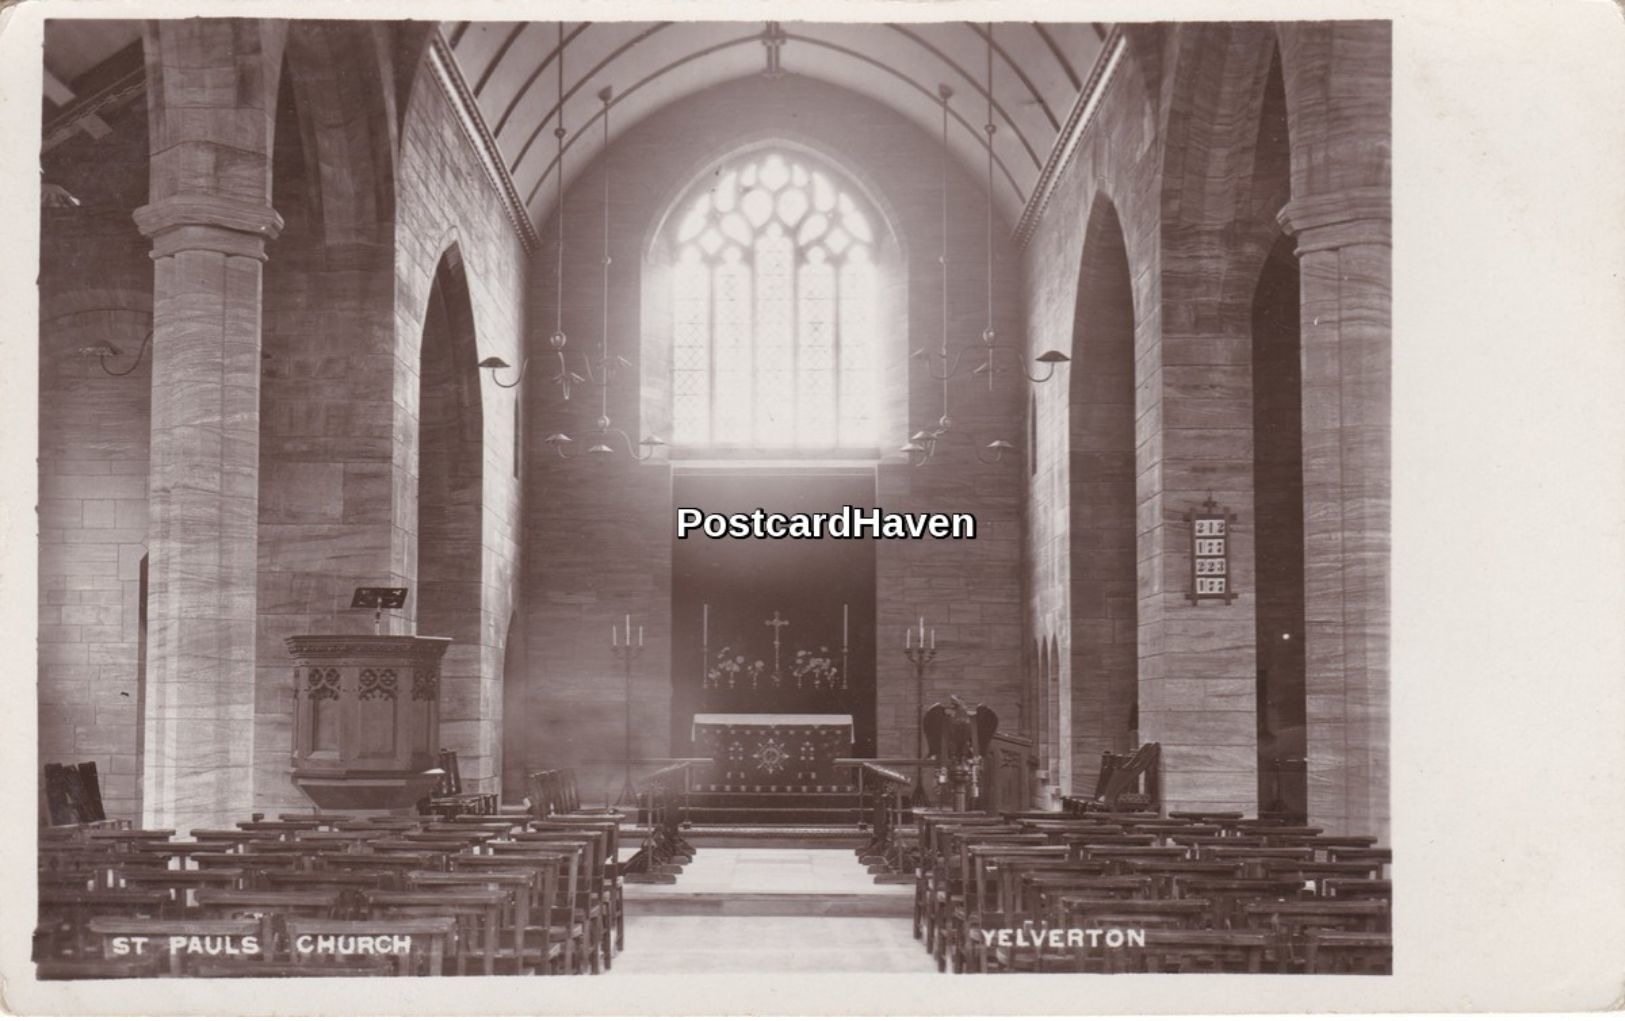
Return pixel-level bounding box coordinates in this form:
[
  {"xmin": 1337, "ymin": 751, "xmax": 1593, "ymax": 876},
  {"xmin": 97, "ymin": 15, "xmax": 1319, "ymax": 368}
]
[
  {"xmin": 445, "ymin": 20, "xmax": 1108, "ymax": 232},
  {"xmin": 42, "ymin": 19, "xmax": 1114, "ymax": 242}
]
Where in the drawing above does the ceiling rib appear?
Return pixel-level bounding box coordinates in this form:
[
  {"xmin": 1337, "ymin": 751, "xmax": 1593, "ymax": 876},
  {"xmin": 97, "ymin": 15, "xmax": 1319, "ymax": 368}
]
[
  {"xmin": 1032, "ymin": 24, "xmax": 1081, "ymax": 92},
  {"xmin": 508, "ymin": 22, "xmax": 671, "ymax": 175},
  {"xmin": 472, "ymin": 23, "xmax": 530, "ymax": 97},
  {"xmin": 517, "ymin": 31, "xmax": 1028, "ymax": 215},
  {"xmin": 964, "ymin": 22, "xmax": 1060, "ymax": 133},
  {"xmin": 520, "ymin": 31, "xmax": 761, "ymax": 209},
  {"xmin": 883, "ymin": 23, "xmax": 1044, "ymax": 168},
  {"xmin": 1013, "ymin": 27, "xmax": 1124, "ymax": 250},
  {"xmin": 489, "ymin": 21, "xmax": 593, "ymax": 139}
]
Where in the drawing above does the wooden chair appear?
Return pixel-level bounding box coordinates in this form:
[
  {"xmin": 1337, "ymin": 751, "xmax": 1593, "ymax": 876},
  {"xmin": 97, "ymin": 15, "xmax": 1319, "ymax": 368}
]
[
  {"xmin": 284, "ymin": 916, "xmax": 457, "ymax": 976},
  {"xmin": 262, "ymin": 869, "xmax": 397, "ymax": 893},
  {"xmin": 511, "ymin": 829, "xmax": 615, "ymax": 965},
  {"xmin": 1069, "ymin": 744, "xmax": 1163, "ymax": 814},
  {"xmin": 1054, "ymin": 898, "xmax": 1212, "ymax": 973},
  {"xmin": 952, "ymin": 845, "xmax": 1071, "ymax": 972},
  {"xmin": 922, "ymin": 826, "xmax": 1032, "ymax": 964},
  {"xmin": 37, "ymin": 889, "xmax": 170, "ymax": 958},
  {"xmin": 1240, "ymin": 899, "xmax": 1390, "ymax": 971},
  {"xmin": 990, "ymin": 869, "xmax": 1144, "ymax": 972},
  {"xmin": 1304, "ymin": 929, "xmax": 1392, "ymax": 974},
  {"xmin": 193, "ymin": 888, "xmax": 345, "ymax": 954},
  {"xmin": 35, "ymin": 957, "xmax": 162, "ymax": 980},
  {"xmin": 1260, "ymin": 860, "xmax": 1386, "ymax": 895},
  {"xmin": 456, "ymin": 848, "xmax": 595, "ymax": 973},
  {"xmin": 367, "ymin": 889, "xmax": 506, "ymax": 975},
  {"xmin": 86, "ymin": 917, "xmax": 266, "ymax": 977},
  {"xmin": 190, "ymin": 958, "xmax": 396, "ymax": 978},
  {"xmin": 407, "ymin": 868, "xmax": 561, "ymax": 975},
  {"xmin": 1127, "ymin": 930, "xmax": 1273, "ymax": 973},
  {"xmin": 528, "ymin": 819, "xmax": 625, "ymax": 952},
  {"xmin": 1325, "ymin": 878, "xmax": 1392, "ymax": 899},
  {"xmin": 113, "ymin": 866, "xmax": 248, "ymax": 911}
]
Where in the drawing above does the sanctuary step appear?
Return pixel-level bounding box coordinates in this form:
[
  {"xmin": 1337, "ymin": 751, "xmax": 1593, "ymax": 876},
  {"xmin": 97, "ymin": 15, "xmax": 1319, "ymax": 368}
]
[
  {"xmin": 682, "ymin": 790, "xmax": 867, "ymax": 826},
  {"xmin": 622, "ymin": 823, "xmax": 868, "ymax": 849}
]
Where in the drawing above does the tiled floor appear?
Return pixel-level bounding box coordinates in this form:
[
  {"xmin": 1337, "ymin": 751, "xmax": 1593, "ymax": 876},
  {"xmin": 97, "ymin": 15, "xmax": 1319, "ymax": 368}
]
[{"xmin": 614, "ymin": 848, "xmax": 932, "ymax": 972}]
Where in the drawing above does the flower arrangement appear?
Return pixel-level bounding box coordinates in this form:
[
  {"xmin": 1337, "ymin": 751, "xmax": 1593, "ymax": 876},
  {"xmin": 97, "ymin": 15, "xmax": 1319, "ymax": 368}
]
[
  {"xmin": 705, "ymin": 646, "xmax": 766, "ymax": 689},
  {"xmin": 789, "ymin": 646, "xmax": 842, "ymax": 690}
]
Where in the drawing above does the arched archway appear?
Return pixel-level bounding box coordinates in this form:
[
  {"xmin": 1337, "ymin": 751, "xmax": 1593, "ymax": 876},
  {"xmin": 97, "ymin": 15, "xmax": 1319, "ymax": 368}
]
[
  {"xmin": 253, "ymin": 27, "xmax": 403, "ymax": 814},
  {"xmin": 416, "ymin": 246, "xmax": 488, "ymax": 784},
  {"xmin": 1069, "ymin": 196, "xmax": 1140, "ymax": 791}
]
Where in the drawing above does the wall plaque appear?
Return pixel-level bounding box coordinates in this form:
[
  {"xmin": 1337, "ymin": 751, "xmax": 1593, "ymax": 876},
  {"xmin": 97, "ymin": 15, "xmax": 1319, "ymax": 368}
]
[{"xmin": 1185, "ymin": 497, "xmax": 1239, "ymax": 604}]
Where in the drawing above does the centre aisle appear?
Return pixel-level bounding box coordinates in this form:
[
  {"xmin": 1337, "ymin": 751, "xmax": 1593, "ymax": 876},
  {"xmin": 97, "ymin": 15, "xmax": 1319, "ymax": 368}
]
[{"xmin": 614, "ymin": 848, "xmax": 932, "ymax": 973}]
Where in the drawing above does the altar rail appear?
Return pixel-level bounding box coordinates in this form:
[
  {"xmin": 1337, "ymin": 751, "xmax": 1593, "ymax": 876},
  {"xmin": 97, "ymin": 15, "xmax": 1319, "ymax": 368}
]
[
  {"xmin": 838, "ymin": 758, "xmax": 927, "ymax": 871},
  {"xmin": 624, "ymin": 759, "xmax": 707, "ymax": 880}
]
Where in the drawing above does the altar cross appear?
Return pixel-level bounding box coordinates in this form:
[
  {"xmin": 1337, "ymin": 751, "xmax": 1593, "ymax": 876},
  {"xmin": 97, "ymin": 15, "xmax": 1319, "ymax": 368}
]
[{"xmin": 764, "ymin": 611, "xmax": 791, "ymax": 675}]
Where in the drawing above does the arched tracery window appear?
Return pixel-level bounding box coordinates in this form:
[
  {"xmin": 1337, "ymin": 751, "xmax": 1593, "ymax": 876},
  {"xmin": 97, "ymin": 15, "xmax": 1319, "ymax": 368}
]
[{"xmin": 670, "ymin": 150, "xmax": 879, "ymax": 451}]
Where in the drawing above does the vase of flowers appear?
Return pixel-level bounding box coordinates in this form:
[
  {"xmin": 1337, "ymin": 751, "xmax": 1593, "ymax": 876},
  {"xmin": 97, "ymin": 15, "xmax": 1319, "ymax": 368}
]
[
  {"xmin": 789, "ymin": 646, "xmax": 842, "ymax": 690},
  {"xmin": 706, "ymin": 646, "xmax": 766, "ymax": 690}
]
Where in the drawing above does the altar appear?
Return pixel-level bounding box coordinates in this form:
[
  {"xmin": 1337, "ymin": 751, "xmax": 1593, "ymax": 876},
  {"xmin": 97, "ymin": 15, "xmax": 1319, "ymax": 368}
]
[{"xmin": 691, "ymin": 713, "xmax": 854, "ymax": 792}]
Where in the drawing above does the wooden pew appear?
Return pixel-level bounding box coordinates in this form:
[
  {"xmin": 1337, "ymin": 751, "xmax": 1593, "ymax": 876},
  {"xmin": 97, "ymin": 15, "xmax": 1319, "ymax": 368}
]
[
  {"xmin": 367, "ymin": 890, "xmax": 506, "ymax": 976},
  {"xmin": 283, "ymin": 916, "xmax": 457, "ymax": 976},
  {"xmin": 407, "ymin": 868, "xmax": 561, "ymax": 975},
  {"xmin": 86, "ymin": 917, "xmax": 266, "ymax": 977}
]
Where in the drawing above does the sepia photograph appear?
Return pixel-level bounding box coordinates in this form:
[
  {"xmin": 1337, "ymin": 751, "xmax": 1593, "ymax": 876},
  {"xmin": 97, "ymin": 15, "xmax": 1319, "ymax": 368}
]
[{"xmin": 3, "ymin": 0, "xmax": 1621, "ymax": 1014}]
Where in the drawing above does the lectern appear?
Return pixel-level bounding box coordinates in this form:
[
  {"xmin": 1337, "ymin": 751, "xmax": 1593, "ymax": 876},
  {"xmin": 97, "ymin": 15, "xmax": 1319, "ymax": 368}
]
[{"xmin": 287, "ymin": 593, "xmax": 451, "ymax": 809}]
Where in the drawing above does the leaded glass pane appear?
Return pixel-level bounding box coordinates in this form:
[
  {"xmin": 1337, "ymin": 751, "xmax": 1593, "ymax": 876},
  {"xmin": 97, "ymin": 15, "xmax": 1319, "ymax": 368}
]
[
  {"xmin": 670, "ymin": 150, "xmax": 879, "ymax": 452},
  {"xmin": 797, "ymin": 213, "xmax": 828, "ymax": 247},
  {"xmin": 672, "ymin": 255, "xmax": 710, "ymax": 446},
  {"xmin": 742, "ymin": 188, "xmax": 773, "ymax": 228},
  {"xmin": 776, "ymin": 188, "xmax": 808, "ymax": 228},
  {"xmin": 797, "ymin": 254, "xmax": 837, "ymax": 448},
  {"xmin": 754, "ymin": 226, "xmax": 794, "ymax": 446},
  {"xmin": 839, "ymin": 253, "xmax": 877, "ymax": 447},
  {"xmin": 713, "ymin": 254, "xmax": 752, "ymax": 443},
  {"xmin": 759, "ymin": 153, "xmax": 790, "ymax": 192}
]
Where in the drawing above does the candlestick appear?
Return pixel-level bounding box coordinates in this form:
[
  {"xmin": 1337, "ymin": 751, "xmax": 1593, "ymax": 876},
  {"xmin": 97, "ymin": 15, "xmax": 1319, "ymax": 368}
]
[
  {"xmin": 842, "ymin": 603, "xmax": 848, "ymax": 646},
  {"xmin": 702, "ymin": 603, "xmax": 708, "ymax": 646},
  {"xmin": 637, "ymin": 625, "xmax": 643, "ymax": 647},
  {"xmin": 929, "ymin": 628, "xmax": 935, "ymax": 650},
  {"xmin": 918, "ymin": 614, "xmax": 925, "ymax": 639},
  {"xmin": 905, "ymin": 626, "xmax": 912, "ymax": 650},
  {"xmin": 612, "ymin": 625, "xmax": 618, "ymax": 647}
]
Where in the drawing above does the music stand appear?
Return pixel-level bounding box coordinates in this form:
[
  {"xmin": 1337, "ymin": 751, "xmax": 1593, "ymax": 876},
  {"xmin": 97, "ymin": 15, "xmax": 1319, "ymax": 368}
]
[{"xmin": 352, "ymin": 587, "xmax": 408, "ymax": 634}]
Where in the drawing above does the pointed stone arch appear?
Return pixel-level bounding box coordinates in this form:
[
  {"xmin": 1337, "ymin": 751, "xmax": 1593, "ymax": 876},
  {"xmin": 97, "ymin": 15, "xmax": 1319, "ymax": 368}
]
[
  {"xmin": 1069, "ymin": 194, "xmax": 1140, "ymax": 790},
  {"xmin": 416, "ymin": 244, "xmax": 489, "ymax": 783}
]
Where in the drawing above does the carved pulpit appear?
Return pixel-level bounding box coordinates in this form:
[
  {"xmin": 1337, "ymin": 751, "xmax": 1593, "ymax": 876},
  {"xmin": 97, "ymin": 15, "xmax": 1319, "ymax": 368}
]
[{"xmin": 286, "ymin": 634, "xmax": 451, "ymax": 810}]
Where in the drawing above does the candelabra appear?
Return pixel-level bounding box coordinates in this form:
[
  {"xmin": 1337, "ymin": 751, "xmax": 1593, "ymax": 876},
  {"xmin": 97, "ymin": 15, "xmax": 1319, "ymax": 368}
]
[
  {"xmin": 903, "ymin": 617, "xmax": 937, "ymax": 802},
  {"xmin": 611, "ymin": 614, "xmax": 645, "ymax": 807}
]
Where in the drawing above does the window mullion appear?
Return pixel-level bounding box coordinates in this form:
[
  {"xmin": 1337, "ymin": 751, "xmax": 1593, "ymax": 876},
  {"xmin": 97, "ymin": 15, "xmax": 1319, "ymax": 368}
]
[
  {"xmin": 706, "ymin": 259, "xmax": 717, "ymax": 447},
  {"xmin": 833, "ymin": 260, "xmax": 843, "ymax": 447},
  {"xmin": 747, "ymin": 246, "xmax": 758, "ymax": 449},
  {"xmin": 791, "ymin": 248, "xmax": 802, "ymax": 448}
]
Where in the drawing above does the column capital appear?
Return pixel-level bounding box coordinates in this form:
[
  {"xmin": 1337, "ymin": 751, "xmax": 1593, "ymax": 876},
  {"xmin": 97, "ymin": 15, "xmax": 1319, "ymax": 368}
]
[
  {"xmin": 1277, "ymin": 186, "xmax": 1390, "ymax": 255},
  {"xmin": 134, "ymin": 194, "xmax": 284, "ymax": 261}
]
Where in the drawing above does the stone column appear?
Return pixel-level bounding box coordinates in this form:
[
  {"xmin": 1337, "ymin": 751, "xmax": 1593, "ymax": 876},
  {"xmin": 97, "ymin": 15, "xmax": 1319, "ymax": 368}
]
[
  {"xmin": 135, "ymin": 195, "xmax": 282, "ymax": 831},
  {"xmin": 1279, "ymin": 187, "xmax": 1390, "ymax": 839}
]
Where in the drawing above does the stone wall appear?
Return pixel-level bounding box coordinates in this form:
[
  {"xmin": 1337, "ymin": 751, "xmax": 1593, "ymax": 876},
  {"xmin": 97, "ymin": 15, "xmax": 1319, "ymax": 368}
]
[
  {"xmin": 514, "ymin": 75, "xmax": 1026, "ymax": 799},
  {"xmin": 37, "ymin": 100, "xmax": 154, "ymax": 822},
  {"xmin": 1022, "ymin": 23, "xmax": 1389, "ymax": 829},
  {"xmin": 389, "ymin": 41, "xmax": 528, "ymax": 799}
]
